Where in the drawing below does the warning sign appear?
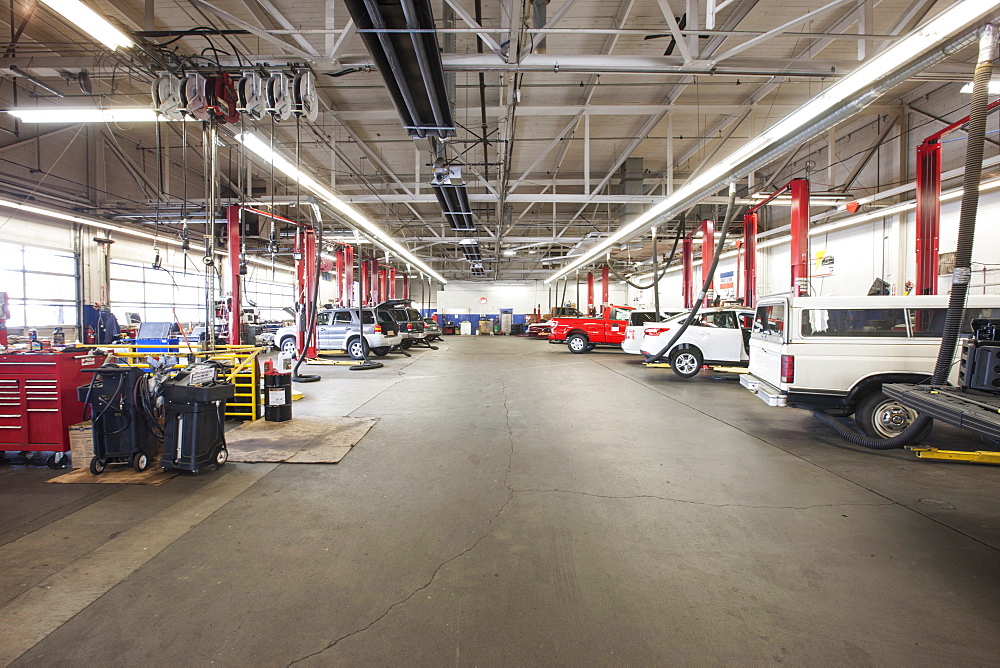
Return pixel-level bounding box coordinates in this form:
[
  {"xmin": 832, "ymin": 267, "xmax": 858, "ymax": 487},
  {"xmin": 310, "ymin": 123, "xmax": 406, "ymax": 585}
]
[
  {"xmin": 719, "ymin": 271, "xmax": 734, "ymax": 290},
  {"xmin": 813, "ymin": 251, "xmax": 835, "ymax": 277}
]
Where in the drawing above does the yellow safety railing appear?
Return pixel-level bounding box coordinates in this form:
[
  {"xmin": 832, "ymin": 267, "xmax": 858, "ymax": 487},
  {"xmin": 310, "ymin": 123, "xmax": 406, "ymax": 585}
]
[{"xmin": 86, "ymin": 342, "xmax": 265, "ymax": 421}]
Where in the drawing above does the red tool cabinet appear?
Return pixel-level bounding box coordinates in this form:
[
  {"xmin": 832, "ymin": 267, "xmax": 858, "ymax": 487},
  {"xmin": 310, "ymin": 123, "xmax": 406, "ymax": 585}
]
[{"xmin": 0, "ymin": 351, "xmax": 106, "ymax": 462}]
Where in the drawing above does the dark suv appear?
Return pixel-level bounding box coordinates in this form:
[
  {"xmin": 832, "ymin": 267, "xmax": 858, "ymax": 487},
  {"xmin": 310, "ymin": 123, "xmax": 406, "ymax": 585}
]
[{"xmin": 377, "ymin": 300, "xmax": 426, "ymax": 349}]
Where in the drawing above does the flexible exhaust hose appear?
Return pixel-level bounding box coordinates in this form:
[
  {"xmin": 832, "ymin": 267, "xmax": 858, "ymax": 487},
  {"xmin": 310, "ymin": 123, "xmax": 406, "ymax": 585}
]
[
  {"xmin": 606, "ymin": 219, "xmax": 684, "ymax": 290},
  {"xmin": 814, "ymin": 24, "xmax": 996, "ymax": 449},
  {"xmin": 293, "ymin": 203, "xmax": 323, "ymax": 383},
  {"xmin": 645, "ymin": 183, "xmax": 738, "ymax": 364}
]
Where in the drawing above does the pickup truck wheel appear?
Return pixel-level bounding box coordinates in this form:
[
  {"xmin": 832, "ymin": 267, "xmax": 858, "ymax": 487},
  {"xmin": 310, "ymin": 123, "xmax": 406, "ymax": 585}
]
[
  {"xmin": 669, "ymin": 348, "xmax": 703, "ymax": 378},
  {"xmin": 855, "ymin": 391, "xmax": 932, "ymax": 441},
  {"xmin": 279, "ymin": 337, "xmax": 298, "ymax": 356},
  {"xmin": 567, "ymin": 334, "xmax": 590, "ymax": 354},
  {"xmin": 347, "ymin": 338, "xmax": 366, "ymax": 360}
]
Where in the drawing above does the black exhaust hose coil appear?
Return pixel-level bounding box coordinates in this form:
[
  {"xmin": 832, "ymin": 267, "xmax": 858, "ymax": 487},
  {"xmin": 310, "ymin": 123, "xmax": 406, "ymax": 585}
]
[
  {"xmin": 814, "ymin": 24, "xmax": 996, "ymax": 449},
  {"xmin": 645, "ymin": 183, "xmax": 738, "ymax": 364},
  {"xmin": 606, "ymin": 218, "xmax": 684, "ymax": 291},
  {"xmin": 292, "ymin": 203, "xmax": 323, "ymax": 383}
]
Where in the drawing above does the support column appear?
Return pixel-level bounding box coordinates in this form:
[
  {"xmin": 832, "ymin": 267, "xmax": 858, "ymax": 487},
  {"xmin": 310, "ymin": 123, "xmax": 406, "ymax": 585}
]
[
  {"xmin": 789, "ymin": 178, "xmax": 810, "ymax": 296},
  {"xmin": 402, "ymin": 273, "xmax": 410, "ymax": 300},
  {"xmin": 682, "ymin": 237, "xmax": 693, "ymax": 309},
  {"xmin": 915, "ymin": 142, "xmax": 941, "ymax": 295},
  {"xmin": 345, "ymin": 246, "xmax": 354, "ymax": 306},
  {"xmin": 360, "ymin": 259, "xmax": 372, "ymax": 306},
  {"xmin": 377, "ymin": 265, "xmax": 387, "ymax": 304},
  {"xmin": 586, "ymin": 272, "xmax": 594, "ymax": 313},
  {"xmin": 334, "ymin": 248, "xmax": 344, "ymax": 306},
  {"xmin": 742, "ymin": 213, "xmax": 758, "ymax": 309},
  {"xmin": 701, "ymin": 220, "xmax": 715, "ymax": 306},
  {"xmin": 226, "ymin": 205, "xmax": 242, "ymax": 345},
  {"xmin": 388, "ymin": 266, "xmax": 397, "ymax": 299}
]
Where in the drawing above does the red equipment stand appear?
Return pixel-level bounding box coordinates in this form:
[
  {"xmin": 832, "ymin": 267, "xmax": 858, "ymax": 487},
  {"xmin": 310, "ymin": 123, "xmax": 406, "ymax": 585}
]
[
  {"xmin": 0, "ymin": 350, "xmax": 106, "ymax": 466},
  {"xmin": 701, "ymin": 220, "xmax": 715, "ymax": 306}
]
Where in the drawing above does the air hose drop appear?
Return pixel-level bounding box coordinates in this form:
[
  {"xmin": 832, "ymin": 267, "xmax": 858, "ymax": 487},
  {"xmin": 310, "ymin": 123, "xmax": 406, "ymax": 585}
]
[
  {"xmin": 644, "ymin": 183, "xmax": 738, "ymax": 364},
  {"xmin": 814, "ymin": 23, "xmax": 996, "ymax": 449},
  {"xmin": 606, "ymin": 219, "xmax": 684, "ymax": 290}
]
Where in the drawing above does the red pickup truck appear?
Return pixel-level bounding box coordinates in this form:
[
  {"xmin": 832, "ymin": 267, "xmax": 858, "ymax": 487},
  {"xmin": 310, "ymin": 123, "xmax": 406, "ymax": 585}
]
[{"xmin": 549, "ymin": 305, "xmax": 634, "ymax": 353}]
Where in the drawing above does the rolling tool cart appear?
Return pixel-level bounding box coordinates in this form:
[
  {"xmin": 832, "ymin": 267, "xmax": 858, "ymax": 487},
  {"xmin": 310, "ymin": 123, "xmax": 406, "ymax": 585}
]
[
  {"xmin": 160, "ymin": 362, "xmax": 235, "ymax": 474},
  {"xmin": 0, "ymin": 350, "xmax": 105, "ymax": 468},
  {"xmin": 78, "ymin": 365, "xmax": 161, "ymax": 474}
]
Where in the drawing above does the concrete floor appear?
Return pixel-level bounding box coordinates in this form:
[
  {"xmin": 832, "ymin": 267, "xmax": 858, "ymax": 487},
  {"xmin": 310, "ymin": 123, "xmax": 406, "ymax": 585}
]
[{"xmin": 1, "ymin": 335, "xmax": 998, "ymax": 666}]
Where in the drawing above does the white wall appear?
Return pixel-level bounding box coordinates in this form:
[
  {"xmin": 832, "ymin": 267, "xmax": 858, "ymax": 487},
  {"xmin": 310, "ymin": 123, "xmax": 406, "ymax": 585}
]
[{"xmin": 438, "ymin": 279, "xmax": 628, "ymax": 314}]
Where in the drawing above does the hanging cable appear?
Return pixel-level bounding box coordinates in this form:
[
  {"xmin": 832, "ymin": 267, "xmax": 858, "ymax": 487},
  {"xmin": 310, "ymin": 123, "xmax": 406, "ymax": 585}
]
[
  {"xmin": 291, "ymin": 113, "xmax": 321, "ymax": 383},
  {"xmin": 606, "ymin": 219, "xmax": 684, "ymax": 290},
  {"xmin": 645, "ymin": 183, "xmax": 738, "ymax": 364}
]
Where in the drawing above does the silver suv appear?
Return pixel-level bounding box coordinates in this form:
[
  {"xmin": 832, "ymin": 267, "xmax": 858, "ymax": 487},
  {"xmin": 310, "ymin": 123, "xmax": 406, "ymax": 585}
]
[{"xmin": 276, "ymin": 307, "xmax": 402, "ymax": 359}]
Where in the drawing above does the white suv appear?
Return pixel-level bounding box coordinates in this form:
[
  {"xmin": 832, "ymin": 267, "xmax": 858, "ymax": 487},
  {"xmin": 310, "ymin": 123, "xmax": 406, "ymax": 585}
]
[
  {"xmin": 625, "ymin": 308, "xmax": 754, "ymax": 377},
  {"xmin": 276, "ymin": 307, "xmax": 402, "ymax": 359},
  {"xmin": 740, "ymin": 295, "xmax": 1000, "ymax": 439}
]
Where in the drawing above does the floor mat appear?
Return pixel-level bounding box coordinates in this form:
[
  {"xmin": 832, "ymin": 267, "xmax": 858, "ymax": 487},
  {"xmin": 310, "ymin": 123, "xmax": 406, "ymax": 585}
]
[
  {"xmin": 47, "ymin": 466, "xmax": 178, "ymax": 485},
  {"xmin": 224, "ymin": 415, "xmax": 377, "ymax": 463}
]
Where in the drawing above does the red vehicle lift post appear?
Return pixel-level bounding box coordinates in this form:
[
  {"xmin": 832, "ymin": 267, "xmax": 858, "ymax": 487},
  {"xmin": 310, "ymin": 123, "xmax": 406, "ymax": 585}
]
[
  {"xmin": 601, "ymin": 265, "xmax": 610, "ymax": 308},
  {"xmin": 701, "ymin": 220, "xmax": 715, "ymax": 306},
  {"xmin": 377, "ymin": 266, "xmax": 387, "ymax": 304},
  {"xmin": 388, "ymin": 267, "xmax": 397, "ymax": 299},
  {"xmin": 294, "ymin": 224, "xmax": 318, "ymax": 358},
  {"xmin": 742, "ymin": 213, "xmax": 758, "ymax": 308},
  {"xmin": 744, "ymin": 178, "xmax": 810, "ymax": 298},
  {"xmin": 360, "ymin": 259, "xmax": 373, "ymax": 305},
  {"xmin": 914, "ymin": 100, "xmax": 1000, "ymax": 295},
  {"xmin": 344, "ymin": 246, "xmax": 354, "ymax": 306},
  {"xmin": 682, "ymin": 236, "xmax": 693, "ymax": 308},
  {"xmin": 226, "ymin": 205, "xmax": 242, "ymax": 345},
  {"xmin": 402, "ymin": 273, "xmax": 409, "ymax": 300}
]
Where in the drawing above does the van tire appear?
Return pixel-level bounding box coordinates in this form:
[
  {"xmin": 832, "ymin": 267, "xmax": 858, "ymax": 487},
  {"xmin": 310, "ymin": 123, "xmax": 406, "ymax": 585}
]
[
  {"xmin": 669, "ymin": 347, "xmax": 703, "ymax": 378},
  {"xmin": 854, "ymin": 391, "xmax": 932, "ymax": 441}
]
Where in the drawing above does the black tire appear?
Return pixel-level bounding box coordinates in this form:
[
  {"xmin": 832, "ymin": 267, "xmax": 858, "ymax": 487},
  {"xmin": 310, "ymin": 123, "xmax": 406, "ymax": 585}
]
[
  {"xmin": 371, "ymin": 346, "xmax": 390, "ymax": 357},
  {"xmin": 89, "ymin": 456, "xmax": 105, "ymax": 475},
  {"xmin": 215, "ymin": 446, "xmax": 229, "ymax": 467},
  {"xmin": 400, "ymin": 339, "xmax": 414, "ymax": 350},
  {"xmin": 132, "ymin": 452, "xmax": 149, "ymax": 473},
  {"xmin": 854, "ymin": 391, "xmax": 932, "ymax": 441},
  {"xmin": 279, "ymin": 337, "xmax": 298, "ymax": 356},
  {"xmin": 347, "ymin": 337, "xmax": 365, "ymax": 360},
  {"xmin": 46, "ymin": 453, "xmax": 63, "ymax": 469},
  {"xmin": 567, "ymin": 334, "xmax": 590, "ymax": 354},
  {"xmin": 669, "ymin": 347, "xmax": 703, "ymax": 378}
]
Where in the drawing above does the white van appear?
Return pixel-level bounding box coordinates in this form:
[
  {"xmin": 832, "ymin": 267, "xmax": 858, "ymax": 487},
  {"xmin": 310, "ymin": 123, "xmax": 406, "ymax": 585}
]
[{"xmin": 739, "ymin": 295, "xmax": 1000, "ymax": 439}]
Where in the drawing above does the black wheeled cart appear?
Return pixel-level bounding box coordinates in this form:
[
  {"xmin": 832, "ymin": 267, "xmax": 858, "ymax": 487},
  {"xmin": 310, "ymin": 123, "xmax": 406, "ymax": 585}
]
[
  {"xmin": 77, "ymin": 365, "xmax": 160, "ymax": 474},
  {"xmin": 160, "ymin": 363, "xmax": 235, "ymax": 474}
]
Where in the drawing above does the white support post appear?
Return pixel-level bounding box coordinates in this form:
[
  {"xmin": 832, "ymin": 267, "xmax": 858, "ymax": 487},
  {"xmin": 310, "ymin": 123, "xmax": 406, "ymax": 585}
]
[
  {"xmin": 666, "ymin": 113, "xmax": 674, "ymax": 196},
  {"xmin": 827, "ymin": 128, "xmax": 837, "ymax": 187},
  {"xmin": 584, "ymin": 112, "xmax": 590, "ymax": 195},
  {"xmin": 858, "ymin": 0, "xmax": 872, "ymax": 60}
]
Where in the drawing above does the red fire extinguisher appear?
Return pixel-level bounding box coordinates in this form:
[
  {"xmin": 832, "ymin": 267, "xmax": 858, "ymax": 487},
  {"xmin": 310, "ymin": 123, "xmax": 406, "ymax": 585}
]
[{"xmin": 84, "ymin": 326, "xmax": 96, "ymax": 345}]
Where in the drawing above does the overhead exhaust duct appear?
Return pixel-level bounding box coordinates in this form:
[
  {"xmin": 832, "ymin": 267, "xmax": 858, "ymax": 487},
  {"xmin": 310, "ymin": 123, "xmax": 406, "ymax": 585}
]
[
  {"xmin": 344, "ymin": 0, "xmax": 455, "ymax": 140},
  {"xmin": 431, "ymin": 165, "xmax": 475, "ymax": 231}
]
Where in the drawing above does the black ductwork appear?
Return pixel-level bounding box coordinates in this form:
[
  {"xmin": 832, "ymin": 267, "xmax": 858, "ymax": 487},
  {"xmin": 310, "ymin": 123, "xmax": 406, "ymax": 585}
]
[
  {"xmin": 344, "ymin": 0, "xmax": 455, "ymax": 139},
  {"xmin": 459, "ymin": 240, "xmax": 482, "ymax": 262},
  {"xmin": 431, "ymin": 181, "xmax": 475, "ymax": 231}
]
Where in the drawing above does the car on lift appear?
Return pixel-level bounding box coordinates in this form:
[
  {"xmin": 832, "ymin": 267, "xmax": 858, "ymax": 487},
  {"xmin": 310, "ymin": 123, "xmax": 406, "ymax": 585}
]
[
  {"xmin": 422, "ymin": 316, "xmax": 442, "ymax": 341},
  {"xmin": 740, "ymin": 294, "xmax": 1000, "ymax": 440},
  {"xmin": 621, "ymin": 310, "xmax": 686, "ymax": 355},
  {"xmin": 377, "ymin": 299, "xmax": 426, "ymax": 349},
  {"xmin": 274, "ymin": 307, "xmax": 401, "ymax": 359},
  {"xmin": 633, "ymin": 308, "xmax": 755, "ymax": 377}
]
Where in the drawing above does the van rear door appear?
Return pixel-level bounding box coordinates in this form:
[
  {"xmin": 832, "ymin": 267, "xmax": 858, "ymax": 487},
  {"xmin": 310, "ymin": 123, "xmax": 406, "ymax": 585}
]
[{"xmin": 747, "ymin": 299, "xmax": 788, "ymax": 389}]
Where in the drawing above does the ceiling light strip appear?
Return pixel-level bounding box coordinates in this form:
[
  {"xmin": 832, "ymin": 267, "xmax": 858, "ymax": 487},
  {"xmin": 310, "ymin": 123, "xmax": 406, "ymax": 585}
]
[
  {"xmin": 235, "ymin": 132, "xmax": 447, "ymax": 284},
  {"xmin": 544, "ymin": 1, "xmax": 997, "ymax": 284}
]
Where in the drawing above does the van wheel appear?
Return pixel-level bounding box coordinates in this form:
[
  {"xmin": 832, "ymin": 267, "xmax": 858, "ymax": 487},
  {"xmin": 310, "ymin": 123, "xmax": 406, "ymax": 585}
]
[
  {"xmin": 567, "ymin": 334, "xmax": 589, "ymax": 354},
  {"xmin": 669, "ymin": 348, "xmax": 703, "ymax": 378},
  {"xmin": 855, "ymin": 391, "xmax": 932, "ymax": 441}
]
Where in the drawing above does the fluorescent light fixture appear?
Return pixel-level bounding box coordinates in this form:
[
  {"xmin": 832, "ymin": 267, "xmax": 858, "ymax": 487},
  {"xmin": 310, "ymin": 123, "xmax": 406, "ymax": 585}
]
[
  {"xmin": 458, "ymin": 238, "xmax": 479, "ymax": 246},
  {"xmin": 235, "ymin": 131, "xmax": 446, "ymax": 284},
  {"xmin": 960, "ymin": 80, "xmax": 1000, "ymax": 93},
  {"xmin": 39, "ymin": 0, "xmax": 133, "ymax": 50},
  {"xmin": 503, "ymin": 249, "xmax": 516, "ymax": 256},
  {"xmin": 0, "ymin": 197, "xmax": 288, "ymax": 272},
  {"xmin": 544, "ymin": 0, "xmax": 1000, "ymax": 284},
  {"xmin": 6, "ymin": 107, "xmax": 171, "ymax": 123}
]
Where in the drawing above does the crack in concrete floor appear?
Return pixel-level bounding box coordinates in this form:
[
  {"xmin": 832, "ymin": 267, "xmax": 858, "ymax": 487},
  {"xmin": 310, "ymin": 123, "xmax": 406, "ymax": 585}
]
[{"xmin": 286, "ymin": 373, "xmax": 518, "ymax": 666}]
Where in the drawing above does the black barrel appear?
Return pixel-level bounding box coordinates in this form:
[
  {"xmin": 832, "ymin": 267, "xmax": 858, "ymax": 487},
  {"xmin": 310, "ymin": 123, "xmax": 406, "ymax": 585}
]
[{"xmin": 263, "ymin": 371, "xmax": 292, "ymax": 422}]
